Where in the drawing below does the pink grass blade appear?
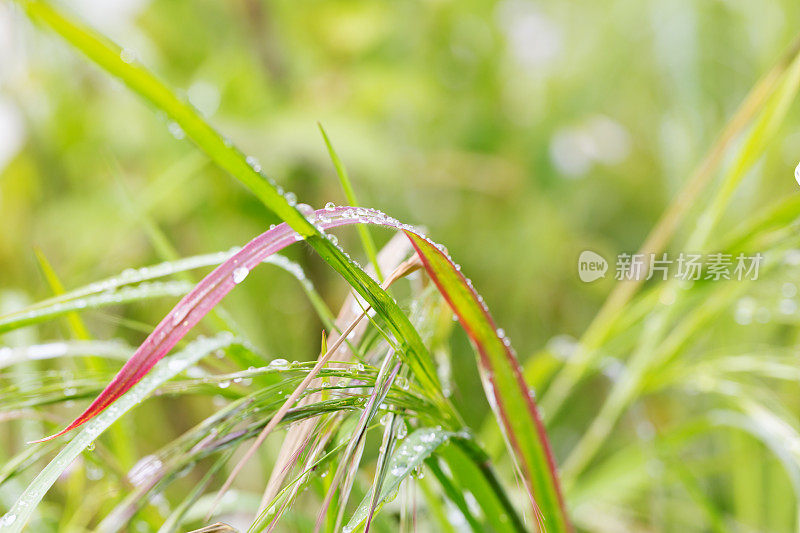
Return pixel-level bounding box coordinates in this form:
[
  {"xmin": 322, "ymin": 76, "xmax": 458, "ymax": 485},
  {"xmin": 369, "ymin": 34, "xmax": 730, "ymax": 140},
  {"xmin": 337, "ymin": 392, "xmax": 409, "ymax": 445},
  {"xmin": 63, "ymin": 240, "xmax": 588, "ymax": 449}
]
[
  {"xmin": 33, "ymin": 206, "xmax": 570, "ymax": 531},
  {"xmin": 403, "ymin": 232, "xmax": 571, "ymax": 532}
]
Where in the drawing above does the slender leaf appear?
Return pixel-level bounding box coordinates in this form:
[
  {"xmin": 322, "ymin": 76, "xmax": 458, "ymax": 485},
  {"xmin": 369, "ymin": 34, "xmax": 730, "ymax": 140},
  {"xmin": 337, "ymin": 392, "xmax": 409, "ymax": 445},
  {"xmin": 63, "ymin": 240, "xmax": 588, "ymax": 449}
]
[{"xmin": 345, "ymin": 427, "xmax": 454, "ymax": 532}]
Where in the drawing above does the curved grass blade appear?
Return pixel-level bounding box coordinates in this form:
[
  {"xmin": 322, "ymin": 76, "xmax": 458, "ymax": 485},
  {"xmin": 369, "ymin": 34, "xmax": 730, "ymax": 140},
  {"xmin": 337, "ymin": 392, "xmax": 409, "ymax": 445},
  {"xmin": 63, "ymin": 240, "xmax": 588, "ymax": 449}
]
[
  {"xmin": 0, "ymin": 334, "xmax": 238, "ymax": 533},
  {"xmin": 0, "ymin": 281, "xmax": 193, "ymax": 335},
  {"xmin": 28, "ymin": 208, "xmax": 414, "ymax": 441},
  {"xmin": 403, "ymin": 232, "xmax": 571, "ymax": 532},
  {"xmin": 0, "ymin": 340, "xmax": 132, "ymax": 370}
]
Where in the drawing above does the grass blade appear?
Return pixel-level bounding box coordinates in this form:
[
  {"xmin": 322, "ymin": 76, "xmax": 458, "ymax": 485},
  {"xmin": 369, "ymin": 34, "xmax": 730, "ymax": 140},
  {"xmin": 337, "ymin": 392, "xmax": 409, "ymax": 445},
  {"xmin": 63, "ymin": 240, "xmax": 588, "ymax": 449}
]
[
  {"xmin": 403, "ymin": 231, "xmax": 571, "ymax": 531},
  {"xmin": 437, "ymin": 438, "xmax": 528, "ymax": 533},
  {"xmin": 318, "ymin": 123, "xmax": 382, "ymax": 281},
  {"xmin": 33, "ymin": 248, "xmax": 91, "ymax": 341},
  {"xmin": 0, "ymin": 340, "xmax": 132, "ymax": 370},
  {"xmin": 0, "ymin": 281, "xmax": 193, "ymax": 335},
  {"xmin": 345, "ymin": 427, "xmax": 454, "ymax": 532}
]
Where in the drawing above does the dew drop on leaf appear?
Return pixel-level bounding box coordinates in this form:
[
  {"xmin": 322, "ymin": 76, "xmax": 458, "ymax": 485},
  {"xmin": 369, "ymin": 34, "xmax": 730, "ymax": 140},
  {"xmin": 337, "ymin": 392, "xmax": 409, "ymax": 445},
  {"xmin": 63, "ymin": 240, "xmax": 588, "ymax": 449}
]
[
  {"xmin": 119, "ymin": 48, "xmax": 136, "ymax": 64},
  {"xmin": 232, "ymin": 267, "xmax": 249, "ymax": 284},
  {"xmin": 296, "ymin": 203, "xmax": 314, "ymax": 218}
]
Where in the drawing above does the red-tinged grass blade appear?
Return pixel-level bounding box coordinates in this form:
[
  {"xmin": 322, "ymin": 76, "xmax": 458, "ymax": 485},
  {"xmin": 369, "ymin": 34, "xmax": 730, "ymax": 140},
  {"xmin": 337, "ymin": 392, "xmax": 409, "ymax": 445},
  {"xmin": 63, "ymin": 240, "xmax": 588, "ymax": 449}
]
[
  {"xmin": 404, "ymin": 231, "xmax": 572, "ymax": 533},
  {"xmin": 32, "ymin": 206, "xmax": 569, "ymax": 531}
]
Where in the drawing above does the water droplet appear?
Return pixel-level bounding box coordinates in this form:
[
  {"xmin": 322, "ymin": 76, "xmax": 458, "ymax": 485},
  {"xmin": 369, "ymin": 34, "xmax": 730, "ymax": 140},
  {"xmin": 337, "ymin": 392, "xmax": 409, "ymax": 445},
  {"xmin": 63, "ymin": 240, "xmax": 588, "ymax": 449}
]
[
  {"xmin": 232, "ymin": 267, "xmax": 249, "ymax": 284},
  {"xmin": 120, "ymin": 48, "xmax": 136, "ymax": 63},
  {"xmin": 246, "ymin": 156, "xmax": 261, "ymax": 173},
  {"xmin": 328, "ymin": 234, "xmax": 338, "ymax": 246},
  {"xmin": 1, "ymin": 513, "xmax": 17, "ymax": 526},
  {"xmin": 285, "ymin": 192, "xmax": 297, "ymax": 206},
  {"xmin": 268, "ymin": 358, "xmax": 289, "ymax": 370},
  {"xmin": 324, "ymin": 202, "xmax": 336, "ymax": 211},
  {"xmin": 355, "ymin": 362, "xmax": 365, "ymax": 371},
  {"xmin": 297, "ymin": 203, "xmax": 315, "ymax": 219},
  {"xmin": 128, "ymin": 455, "xmax": 163, "ymax": 487},
  {"xmin": 420, "ymin": 431, "xmax": 437, "ymax": 443},
  {"xmin": 380, "ymin": 413, "xmax": 391, "ymax": 426},
  {"xmin": 167, "ymin": 121, "xmax": 185, "ymax": 140},
  {"xmin": 396, "ymin": 424, "xmax": 407, "ymax": 439},
  {"xmin": 795, "ymin": 162, "xmax": 800, "ymax": 186},
  {"xmin": 218, "ymin": 380, "xmax": 231, "ymax": 389}
]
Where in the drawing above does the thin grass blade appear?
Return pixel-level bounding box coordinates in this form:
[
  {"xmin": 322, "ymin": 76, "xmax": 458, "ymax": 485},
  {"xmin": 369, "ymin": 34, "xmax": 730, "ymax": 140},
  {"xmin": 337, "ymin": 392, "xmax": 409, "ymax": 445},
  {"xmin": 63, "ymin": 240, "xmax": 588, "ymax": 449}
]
[
  {"xmin": 403, "ymin": 231, "xmax": 571, "ymax": 531},
  {"xmin": 318, "ymin": 123, "xmax": 382, "ymax": 281}
]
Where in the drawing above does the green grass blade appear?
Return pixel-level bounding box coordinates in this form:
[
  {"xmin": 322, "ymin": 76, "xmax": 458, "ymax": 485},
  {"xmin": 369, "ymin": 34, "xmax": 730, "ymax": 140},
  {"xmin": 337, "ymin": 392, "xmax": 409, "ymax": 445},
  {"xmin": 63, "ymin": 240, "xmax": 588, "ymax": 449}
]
[
  {"xmin": 438, "ymin": 438, "xmax": 527, "ymax": 533},
  {"xmin": 33, "ymin": 248, "xmax": 91, "ymax": 341},
  {"xmin": 0, "ymin": 340, "xmax": 132, "ymax": 370},
  {"xmin": 0, "ymin": 280, "xmax": 193, "ymax": 334},
  {"xmin": 345, "ymin": 427, "xmax": 453, "ymax": 532},
  {"xmin": 425, "ymin": 456, "xmax": 483, "ymax": 532},
  {"xmin": 318, "ymin": 123, "xmax": 383, "ymax": 281}
]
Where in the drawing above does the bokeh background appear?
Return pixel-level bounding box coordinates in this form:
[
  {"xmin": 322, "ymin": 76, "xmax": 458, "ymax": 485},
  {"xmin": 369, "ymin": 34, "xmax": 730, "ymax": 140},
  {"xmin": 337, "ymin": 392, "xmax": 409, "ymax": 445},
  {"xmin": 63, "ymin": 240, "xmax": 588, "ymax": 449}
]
[{"xmin": 3, "ymin": 0, "xmax": 800, "ymax": 531}]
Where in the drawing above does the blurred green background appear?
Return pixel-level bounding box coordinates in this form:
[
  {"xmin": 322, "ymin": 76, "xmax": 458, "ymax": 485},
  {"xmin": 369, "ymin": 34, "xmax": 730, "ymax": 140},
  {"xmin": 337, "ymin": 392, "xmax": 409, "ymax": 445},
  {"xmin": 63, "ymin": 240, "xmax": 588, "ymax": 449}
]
[{"xmin": 4, "ymin": 0, "xmax": 800, "ymax": 530}]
